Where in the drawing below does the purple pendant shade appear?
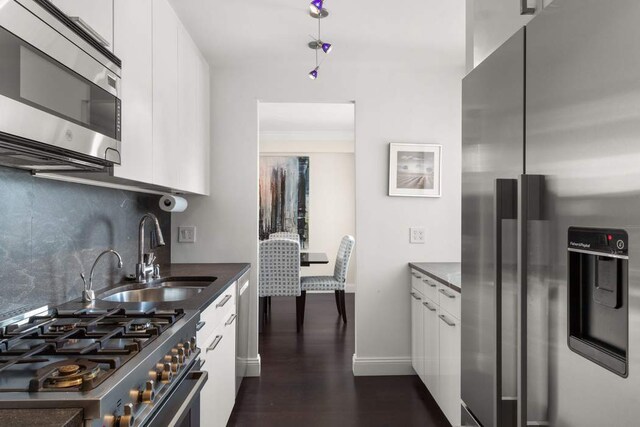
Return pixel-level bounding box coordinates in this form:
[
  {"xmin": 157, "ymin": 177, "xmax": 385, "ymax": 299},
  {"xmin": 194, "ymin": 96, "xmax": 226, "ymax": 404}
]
[
  {"xmin": 309, "ymin": 0, "xmax": 323, "ymax": 14},
  {"xmin": 322, "ymin": 42, "xmax": 332, "ymax": 53},
  {"xmin": 308, "ymin": 67, "xmax": 319, "ymax": 80}
]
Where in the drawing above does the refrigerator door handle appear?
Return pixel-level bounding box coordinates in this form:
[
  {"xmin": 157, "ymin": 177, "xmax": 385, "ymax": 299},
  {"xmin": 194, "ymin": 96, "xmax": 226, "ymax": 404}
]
[
  {"xmin": 495, "ymin": 178, "xmax": 518, "ymax": 427},
  {"xmin": 516, "ymin": 174, "xmax": 545, "ymax": 427}
]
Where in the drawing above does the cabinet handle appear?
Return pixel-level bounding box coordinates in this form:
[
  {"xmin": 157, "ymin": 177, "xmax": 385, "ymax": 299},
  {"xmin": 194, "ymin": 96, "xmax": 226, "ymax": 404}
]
[
  {"xmin": 520, "ymin": 0, "xmax": 535, "ymax": 15},
  {"xmin": 422, "ymin": 302, "xmax": 436, "ymax": 312},
  {"xmin": 439, "ymin": 314, "xmax": 456, "ymax": 327},
  {"xmin": 410, "ymin": 292, "xmax": 421, "ymax": 301},
  {"xmin": 439, "ymin": 288, "xmax": 456, "ymax": 299},
  {"xmin": 216, "ymin": 294, "xmax": 232, "ymax": 308},
  {"xmin": 206, "ymin": 335, "xmax": 223, "ymax": 352},
  {"xmin": 423, "ymin": 279, "xmax": 437, "ymax": 288},
  {"xmin": 196, "ymin": 321, "xmax": 206, "ymax": 331},
  {"xmin": 412, "ymin": 273, "xmax": 421, "ymax": 278},
  {"xmin": 225, "ymin": 313, "xmax": 237, "ymax": 326}
]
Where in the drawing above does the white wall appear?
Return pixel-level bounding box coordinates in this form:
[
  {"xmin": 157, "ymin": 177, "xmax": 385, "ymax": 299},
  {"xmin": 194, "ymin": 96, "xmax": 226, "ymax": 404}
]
[
  {"xmin": 260, "ymin": 141, "xmax": 356, "ymax": 290},
  {"xmin": 172, "ymin": 55, "xmax": 464, "ymax": 375}
]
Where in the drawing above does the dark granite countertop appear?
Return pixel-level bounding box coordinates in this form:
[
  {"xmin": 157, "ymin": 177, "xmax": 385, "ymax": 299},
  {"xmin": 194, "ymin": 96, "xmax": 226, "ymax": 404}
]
[
  {"xmin": 409, "ymin": 262, "xmax": 461, "ymax": 293},
  {"xmin": 0, "ymin": 408, "xmax": 83, "ymax": 427},
  {"xmin": 57, "ymin": 263, "xmax": 251, "ymax": 313}
]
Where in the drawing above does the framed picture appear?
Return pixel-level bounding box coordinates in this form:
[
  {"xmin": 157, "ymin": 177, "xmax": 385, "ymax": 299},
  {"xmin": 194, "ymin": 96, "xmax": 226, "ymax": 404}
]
[
  {"xmin": 388, "ymin": 143, "xmax": 442, "ymax": 197},
  {"xmin": 259, "ymin": 156, "xmax": 310, "ymax": 248}
]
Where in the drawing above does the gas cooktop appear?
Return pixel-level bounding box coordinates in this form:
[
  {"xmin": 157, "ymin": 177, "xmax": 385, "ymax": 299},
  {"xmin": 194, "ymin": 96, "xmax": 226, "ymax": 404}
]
[{"xmin": 0, "ymin": 307, "xmax": 184, "ymax": 392}]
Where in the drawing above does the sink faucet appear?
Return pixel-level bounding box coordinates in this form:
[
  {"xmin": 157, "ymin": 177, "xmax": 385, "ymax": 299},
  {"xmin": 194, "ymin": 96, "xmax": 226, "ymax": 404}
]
[
  {"xmin": 81, "ymin": 249, "xmax": 123, "ymax": 302},
  {"xmin": 136, "ymin": 213, "xmax": 166, "ymax": 283}
]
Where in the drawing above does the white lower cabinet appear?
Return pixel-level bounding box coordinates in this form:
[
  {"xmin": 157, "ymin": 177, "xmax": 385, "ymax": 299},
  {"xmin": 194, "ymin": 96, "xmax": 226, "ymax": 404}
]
[
  {"xmin": 411, "ymin": 289, "xmax": 424, "ymax": 380},
  {"xmin": 410, "ymin": 268, "xmax": 461, "ymax": 426},
  {"xmin": 198, "ymin": 289, "xmax": 237, "ymax": 427},
  {"xmin": 438, "ymin": 309, "xmax": 461, "ymax": 426},
  {"xmin": 422, "ymin": 297, "xmax": 440, "ymax": 399}
]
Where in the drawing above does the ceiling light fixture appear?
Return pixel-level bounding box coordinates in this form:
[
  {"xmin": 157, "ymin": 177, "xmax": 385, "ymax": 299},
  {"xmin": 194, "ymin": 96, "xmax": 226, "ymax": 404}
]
[
  {"xmin": 309, "ymin": 0, "xmax": 323, "ymax": 15},
  {"xmin": 307, "ymin": 1, "xmax": 332, "ymax": 80}
]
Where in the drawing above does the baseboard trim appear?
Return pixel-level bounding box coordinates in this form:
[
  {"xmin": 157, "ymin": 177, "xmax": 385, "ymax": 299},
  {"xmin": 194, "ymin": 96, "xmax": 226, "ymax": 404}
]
[
  {"xmin": 243, "ymin": 355, "xmax": 261, "ymax": 377},
  {"xmin": 352, "ymin": 354, "xmax": 414, "ymax": 376}
]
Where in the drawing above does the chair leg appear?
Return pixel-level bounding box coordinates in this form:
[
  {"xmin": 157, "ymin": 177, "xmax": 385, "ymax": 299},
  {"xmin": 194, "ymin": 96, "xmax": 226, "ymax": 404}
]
[
  {"xmin": 301, "ymin": 291, "xmax": 307, "ymax": 325},
  {"xmin": 334, "ymin": 290, "xmax": 342, "ymax": 317},
  {"xmin": 296, "ymin": 295, "xmax": 303, "ymax": 332},
  {"xmin": 259, "ymin": 297, "xmax": 266, "ymax": 332},
  {"xmin": 339, "ymin": 290, "xmax": 347, "ymax": 324}
]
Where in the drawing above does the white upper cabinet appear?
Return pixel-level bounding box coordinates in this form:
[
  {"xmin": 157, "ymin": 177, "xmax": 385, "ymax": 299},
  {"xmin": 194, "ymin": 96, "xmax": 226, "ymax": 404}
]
[
  {"xmin": 152, "ymin": 0, "xmax": 180, "ymax": 190},
  {"xmin": 50, "ymin": 0, "xmax": 114, "ymax": 51},
  {"xmin": 59, "ymin": 0, "xmax": 210, "ymax": 194},
  {"xmin": 112, "ymin": 0, "xmax": 153, "ymax": 184},
  {"xmin": 472, "ymin": 0, "xmax": 555, "ymax": 67},
  {"xmin": 178, "ymin": 27, "xmax": 210, "ymax": 195}
]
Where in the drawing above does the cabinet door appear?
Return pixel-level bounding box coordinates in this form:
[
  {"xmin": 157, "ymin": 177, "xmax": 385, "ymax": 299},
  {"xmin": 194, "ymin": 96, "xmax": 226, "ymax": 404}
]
[
  {"xmin": 112, "ymin": 0, "xmax": 153, "ymax": 183},
  {"xmin": 410, "ymin": 289, "xmax": 424, "ymax": 379},
  {"xmin": 438, "ymin": 310, "xmax": 461, "ymax": 426},
  {"xmin": 50, "ymin": 0, "xmax": 113, "ymax": 51},
  {"xmin": 177, "ymin": 27, "xmax": 210, "ymax": 195},
  {"xmin": 422, "ymin": 298, "xmax": 439, "ymax": 401},
  {"xmin": 152, "ymin": 0, "xmax": 179, "ymax": 189},
  {"xmin": 200, "ymin": 316, "xmax": 236, "ymax": 427}
]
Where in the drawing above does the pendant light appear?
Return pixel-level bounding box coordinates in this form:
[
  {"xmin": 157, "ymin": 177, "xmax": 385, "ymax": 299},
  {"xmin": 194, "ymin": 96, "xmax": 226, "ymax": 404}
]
[{"xmin": 307, "ymin": 1, "xmax": 332, "ymax": 80}]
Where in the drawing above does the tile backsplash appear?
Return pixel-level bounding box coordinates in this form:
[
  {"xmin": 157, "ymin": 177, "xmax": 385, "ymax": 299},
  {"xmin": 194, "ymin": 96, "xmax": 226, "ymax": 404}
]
[{"xmin": 0, "ymin": 166, "xmax": 170, "ymax": 314}]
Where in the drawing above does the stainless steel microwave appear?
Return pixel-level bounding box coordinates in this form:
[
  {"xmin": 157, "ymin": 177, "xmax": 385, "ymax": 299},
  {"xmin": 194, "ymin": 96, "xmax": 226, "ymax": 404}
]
[{"xmin": 0, "ymin": 0, "xmax": 121, "ymax": 172}]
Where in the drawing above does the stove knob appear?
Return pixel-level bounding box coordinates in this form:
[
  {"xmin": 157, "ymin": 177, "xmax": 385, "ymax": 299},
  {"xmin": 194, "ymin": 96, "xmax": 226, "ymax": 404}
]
[
  {"xmin": 170, "ymin": 355, "xmax": 181, "ymax": 373},
  {"xmin": 138, "ymin": 380, "xmax": 155, "ymax": 403},
  {"xmin": 182, "ymin": 341, "xmax": 192, "ymax": 357},
  {"xmin": 156, "ymin": 363, "xmax": 172, "ymax": 383},
  {"xmin": 176, "ymin": 348, "xmax": 186, "ymax": 364},
  {"xmin": 117, "ymin": 404, "xmax": 135, "ymax": 427},
  {"xmin": 178, "ymin": 342, "xmax": 192, "ymax": 357},
  {"xmin": 190, "ymin": 336, "xmax": 197, "ymax": 349}
]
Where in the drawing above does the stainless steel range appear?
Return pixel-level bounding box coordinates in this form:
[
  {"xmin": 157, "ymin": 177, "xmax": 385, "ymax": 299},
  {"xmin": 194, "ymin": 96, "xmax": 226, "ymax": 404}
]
[{"xmin": 0, "ymin": 305, "xmax": 206, "ymax": 426}]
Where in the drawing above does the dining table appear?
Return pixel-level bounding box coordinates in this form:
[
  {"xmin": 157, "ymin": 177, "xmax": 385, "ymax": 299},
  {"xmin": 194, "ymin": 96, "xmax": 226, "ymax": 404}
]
[{"xmin": 300, "ymin": 252, "xmax": 329, "ymax": 267}]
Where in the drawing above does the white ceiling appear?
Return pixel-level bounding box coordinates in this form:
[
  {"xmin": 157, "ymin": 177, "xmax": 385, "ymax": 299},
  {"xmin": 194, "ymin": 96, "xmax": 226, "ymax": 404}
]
[{"xmin": 168, "ymin": 0, "xmax": 465, "ymax": 67}]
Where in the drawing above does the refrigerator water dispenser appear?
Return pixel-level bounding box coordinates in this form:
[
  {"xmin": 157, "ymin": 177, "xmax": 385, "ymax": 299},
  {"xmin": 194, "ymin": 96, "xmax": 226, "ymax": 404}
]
[{"xmin": 567, "ymin": 227, "xmax": 628, "ymax": 377}]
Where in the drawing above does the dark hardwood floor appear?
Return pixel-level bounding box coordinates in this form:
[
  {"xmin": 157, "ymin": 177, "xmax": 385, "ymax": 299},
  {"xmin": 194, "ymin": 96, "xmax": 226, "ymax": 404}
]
[{"xmin": 228, "ymin": 293, "xmax": 450, "ymax": 427}]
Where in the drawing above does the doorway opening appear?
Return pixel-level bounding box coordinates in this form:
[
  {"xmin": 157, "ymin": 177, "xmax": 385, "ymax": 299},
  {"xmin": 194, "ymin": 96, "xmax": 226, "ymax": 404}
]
[{"xmin": 256, "ymin": 101, "xmax": 356, "ymax": 349}]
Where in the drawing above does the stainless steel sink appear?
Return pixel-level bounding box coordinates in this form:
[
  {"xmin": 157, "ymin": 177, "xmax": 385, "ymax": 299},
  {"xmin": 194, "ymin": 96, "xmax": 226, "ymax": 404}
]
[{"xmin": 100, "ymin": 276, "xmax": 216, "ymax": 303}]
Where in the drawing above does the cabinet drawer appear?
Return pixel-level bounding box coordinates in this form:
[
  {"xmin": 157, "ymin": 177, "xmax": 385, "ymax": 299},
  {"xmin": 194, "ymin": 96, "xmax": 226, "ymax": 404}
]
[
  {"xmin": 421, "ymin": 276, "xmax": 440, "ymax": 302},
  {"xmin": 410, "ymin": 269, "xmax": 427, "ymax": 296},
  {"xmin": 437, "ymin": 283, "xmax": 460, "ymax": 319},
  {"xmin": 197, "ymin": 284, "xmax": 236, "ymax": 346}
]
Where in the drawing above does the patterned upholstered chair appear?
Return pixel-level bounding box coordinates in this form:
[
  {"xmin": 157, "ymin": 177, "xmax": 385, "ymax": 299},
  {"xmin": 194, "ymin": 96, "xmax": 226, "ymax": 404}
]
[
  {"xmin": 300, "ymin": 235, "xmax": 355, "ymax": 323},
  {"xmin": 259, "ymin": 238, "xmax": 304, "ymax": 331},
  {"xmin": 268, "ymin": 232, "xmax": 301, "ymax": 243}
]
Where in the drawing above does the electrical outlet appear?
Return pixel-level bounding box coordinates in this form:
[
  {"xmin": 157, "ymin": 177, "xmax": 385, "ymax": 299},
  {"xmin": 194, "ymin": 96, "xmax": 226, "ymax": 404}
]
[
  {"xmin": 178, "ymin": 226, "xmax": 196, "ymax": 243},
  {"xmin": 410, "ymin": 227, "xmax": 425, "ymax": 244}
]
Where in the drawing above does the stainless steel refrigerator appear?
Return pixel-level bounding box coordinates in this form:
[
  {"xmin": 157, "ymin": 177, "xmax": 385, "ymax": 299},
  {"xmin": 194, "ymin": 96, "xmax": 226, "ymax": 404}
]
[{"xmin": 462, "ymin": 0, "xmax": 640, "ymax": 426}]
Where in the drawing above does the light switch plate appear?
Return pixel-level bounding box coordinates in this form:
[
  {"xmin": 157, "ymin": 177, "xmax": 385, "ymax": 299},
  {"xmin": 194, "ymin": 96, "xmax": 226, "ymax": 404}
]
[
  {"xmin": 410, "ymin": 227, "xmax": 425, "ymax": 244},
  {"xmin": 178, "ymin": 226, "xmax": 196, "ymax": 243}
]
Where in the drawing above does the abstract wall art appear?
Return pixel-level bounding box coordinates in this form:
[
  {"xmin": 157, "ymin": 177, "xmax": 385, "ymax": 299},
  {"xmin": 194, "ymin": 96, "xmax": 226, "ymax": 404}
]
[{"xmin": 259, "ymin": 156, "xmax": 310, "ymax": 248}]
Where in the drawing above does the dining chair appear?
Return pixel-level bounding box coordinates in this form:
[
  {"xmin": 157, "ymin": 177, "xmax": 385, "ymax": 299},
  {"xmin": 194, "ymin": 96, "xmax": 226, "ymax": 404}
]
[
  {"xmin": 268, "ymin": 232, "xmax": 301, "ymax": 243},
  {"xmin": 258, "ymin": 238, "xmax": 305, "ymax": 332},
  {"xmin": 300, "ymin": 235, "xmax": 355, "ymax": 324}
]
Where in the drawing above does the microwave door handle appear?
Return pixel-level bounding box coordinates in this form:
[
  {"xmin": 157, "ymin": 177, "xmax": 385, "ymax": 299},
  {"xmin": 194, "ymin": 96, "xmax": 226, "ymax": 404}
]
[
  {"xmin": 68, "ymin": 16, "xmax": 110, "ymax": 48},
  {"xmin": 494, "ymin": 178, "xmax": 517, "ymax": 426},
  {"xmin": 516, "ymin": 174, "xmax": 545, "ymax": 427}
]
